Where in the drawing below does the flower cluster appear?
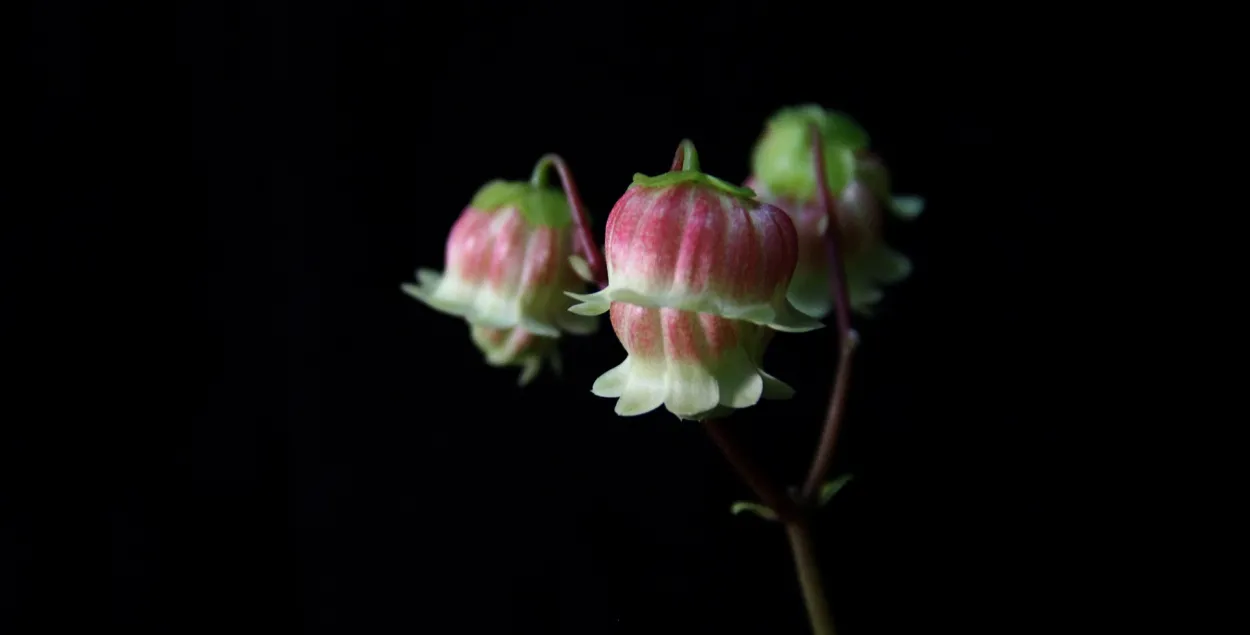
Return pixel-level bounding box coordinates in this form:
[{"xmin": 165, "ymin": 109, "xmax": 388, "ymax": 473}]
[
  {"xmin": 402, "ymin": 106, "xmax": 921, "ymax": 418},
  {"xmin": 398, "ymin": 108, "xmax": 921, "ymax": 635}
]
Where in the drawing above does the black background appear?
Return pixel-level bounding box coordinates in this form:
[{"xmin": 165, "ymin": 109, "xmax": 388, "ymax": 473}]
[{"xmin": 10, "ymin": 2, "xmax": 1064, "ymax": 633}]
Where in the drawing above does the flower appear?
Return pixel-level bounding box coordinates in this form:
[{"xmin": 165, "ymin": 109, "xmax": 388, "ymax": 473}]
[
  {"xmin": 402, "ymin": 177, "xmax": 597, "ymax": 338},
  {"xmin": 469, "ymin": 325, "xmax": 561, "ymax": 387},
  {"xmin": 748, "ymin": 105, "xmax": 925, "ymax": 318},
  {"xmin": 573, "ymin": 140, "xmax": 805, "ymax": 419},
  {"xmin": 591, "ymin": 302, "xmax": 793, "ymax": 419},
  {"xmin": 402, "ymin": 157, "xmax": 600, "ymax": 384},
  {"xmin": 566, "ymin": 146, "xmax": 821, "ymax": 334}
]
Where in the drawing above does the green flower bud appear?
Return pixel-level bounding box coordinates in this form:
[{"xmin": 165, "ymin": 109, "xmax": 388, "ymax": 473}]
[{"xmin": 749, "ymin": 104, "xmax": 869, "ymax": 202}]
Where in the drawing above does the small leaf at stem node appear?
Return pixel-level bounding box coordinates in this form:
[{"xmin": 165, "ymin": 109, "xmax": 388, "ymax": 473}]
[
  {"xmin": 818, "ymin": 474, "xmax": 854, "ymax": 507},
  {"xmin": 730, "ymin": 501, "xmax": 779, "ymax": 521}
]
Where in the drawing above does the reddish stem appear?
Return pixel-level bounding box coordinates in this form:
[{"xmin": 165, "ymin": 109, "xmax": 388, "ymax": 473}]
[
  {"xmin": 693, "ymin": 131, "xmax": 847, "ymax": 633},
  {"xmin": 702, "ymin": 419, "xmax": 799, "ymax": 522},
  {"xmin": 799, "ymin": 124, "xmax": 859, "ymax": 502},
  {"xmin": 534, "ymin": 153, "xmax": 608, "ymax": 288}
]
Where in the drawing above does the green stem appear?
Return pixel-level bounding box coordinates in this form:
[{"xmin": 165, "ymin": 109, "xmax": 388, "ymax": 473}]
[
  {"xmin": 786, "ymin": 521, "xmax": 837, "ymax": 635},
  {"xmin": 670, "ymin": 139, "xmax": 701, "ymax": 172},
  {"xmin": 529, "ymin": 155, "xmax": 553, "ymax": 188}
]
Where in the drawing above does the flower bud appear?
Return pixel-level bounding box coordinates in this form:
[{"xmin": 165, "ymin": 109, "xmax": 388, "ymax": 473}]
[
  {"xmin": 748, "ymin": 107, "xmax": 924, "ymax": 318},
  {"xmin": 590, "ymin": 302, "xmax": 793, "ymax": 419},
  {"xmin": 403, "ymin": 179, "xmax": 597, "ymax": 338},
  {"xmin": 750, "ymin": 104, "xmax": 869, "ymax": 202},
  {"xmin": 567, "ymin": 143, "xmax": 821, "ymax": 334},
  {"xmin": 469, "ymin": 325, "xmax": 560, "ymax": 386}
]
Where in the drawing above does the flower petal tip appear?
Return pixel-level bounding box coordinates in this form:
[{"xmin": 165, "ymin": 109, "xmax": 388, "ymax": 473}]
[
  {"xmin": 891, "ymin": 195, "xmax": 925, "ymax": 220},
  {"xmin": 760, "ymin": 371, "xmax": 796, "ymax": 400},
  {"xmin": 517, "ymin": 358, "xmax": 542, "ymax": 387},
  {"xmin": 517, "ymin": 318, "xmax": 562, "ymax": 339},
  {"xmin": 567, "ymin": 255, "xmax": 595, "ymax": 283},
  {"xmin": 399, "ymin": 282, "xmax": 423, "ymax": 300},
  {"xmin": 765, "ymin": 303, "xmax": 826, "ymax": 333},
  {"xmin": 565, "ymin": 290, "xmax": 611, "ymax": 316}
]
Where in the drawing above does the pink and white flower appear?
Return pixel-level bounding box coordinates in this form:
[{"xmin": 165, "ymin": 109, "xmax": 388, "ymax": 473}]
[
  {"xmin": 403, "ymin": 180, "xmax": 597, "ymax": 338},
  {"xmin": 567, "ymin": 174, "xmax": 821, "ymax": 333},
  {"xmin": 591, "ymin": 302, "xmax": 793, "ymax": 419},
  {"xmin": 574, "ymin": 141, "xmax": 809, "ymax": 419}
]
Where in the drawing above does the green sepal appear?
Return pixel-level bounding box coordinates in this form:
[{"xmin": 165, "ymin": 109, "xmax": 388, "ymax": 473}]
[
  {"xmin": 817, "ymin": 474, "xmax": 854, "ymax": 507},
  {"xmin": 890, "ymin": 195, "xmax": 925, "ymax": 220},
  {"xmin": 730, "ymin": 500, "xmax": 779, "ymax": 521},
  {"xmin": 631, "ymin": 170, "xmax": 756, "ymax": 200},
  {"xmin": 750, "ymin": 104, "xmax": 868, "ymax": 201},
  {"xmin": 468, "ymin": 179, "xmax": 572, "ymax": 228}
]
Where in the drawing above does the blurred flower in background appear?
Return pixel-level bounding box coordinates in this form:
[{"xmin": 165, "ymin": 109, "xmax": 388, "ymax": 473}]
[
  {"xmin": 403, "ymin": 167, "xmax": 597, "ymax": 384},
  {"xmin": 748, "ymin": 105, "xmax": 924, "ymax": 318}
]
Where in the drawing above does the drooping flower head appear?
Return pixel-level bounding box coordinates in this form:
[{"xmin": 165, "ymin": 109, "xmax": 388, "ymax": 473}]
[
  {"xmin": 402, "ymin": 155, "xmax": 597, "ymax": 383},
  {"xmin": 567, "ymin": 143, "xmax": 821, "ymax": 334},
  {"xmin": 749, "ymin": 104, "xmax": 925, "ymax": 318},
  {"xmin": 571, "ymin": 140, "xmax": 810, "ymax": 420}
]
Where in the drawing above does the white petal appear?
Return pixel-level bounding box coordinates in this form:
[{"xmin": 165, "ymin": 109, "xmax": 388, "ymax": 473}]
[
  {"xmin": 591, "ymin": 359, "xmax": 631, "ymax": 398},
  {"xmin": 663, "ymin": 363, "xmax": 720, "ymax": 418}
]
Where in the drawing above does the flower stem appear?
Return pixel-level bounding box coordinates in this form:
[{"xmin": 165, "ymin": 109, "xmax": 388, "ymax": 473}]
[
  {"xmin": 786, "ymin": 521, "xmax": 838, "ymax": 635},
  {"xmin": 799, "ymin": 123, "xmax": 858, "ymax": 502},
  {"xmin": 670, "ymin": 139, "xmax": 701, "ymax": 172},
  {"xmin": 702, "ymin": 419, "xmax": 798, "ymax": 522},
  {"xmin": 531, "ymin": 154, "xmax": 608, "ymax": 288},
  {"xmin": 701, "ymin": 126, "xmax": 856, "ymax": 635},
  {"xmin": 703, "ymin": 420, "xmax": 837, "ymax": 635}
]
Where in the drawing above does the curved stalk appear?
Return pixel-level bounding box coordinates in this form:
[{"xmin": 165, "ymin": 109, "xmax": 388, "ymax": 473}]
[
  {"xmin": 671, "ymin": 139, "xmax": 701, "ymax": 172},
  {"xmin": 531, "ymin": 154, "xmax": 607, "ymax": 288},
  {"xmin": 800, "ymin": 124, "xmax": 858, "ymax": 501}
]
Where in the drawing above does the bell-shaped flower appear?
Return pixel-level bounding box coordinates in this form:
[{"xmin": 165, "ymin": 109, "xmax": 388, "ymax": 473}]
[
  {"xmin": 590, "ymin": 302, "xmax": 794, "ymax": 419},
  {"xmin": 567, "ymin": 142, "xmax": 821, "ymax": 334},
  {"xmin": 748, "ymin": 105, "xmax": 925, "ymax": 318},
  {"xmin": 469, "ymin": 325, "xmax": 561, "ymax": 387},
  {"xmin": 573, "ymin": 140, "xmax": 804, "ymax": 420},
  {"xmin": 403, "ymin": 173, "xmax": 598, "ymax": 339}
]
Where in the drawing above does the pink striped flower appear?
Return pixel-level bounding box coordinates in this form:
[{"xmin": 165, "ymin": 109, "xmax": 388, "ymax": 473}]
[
  {"xmin": 566, "ymin": 151, "xmax": 821, "ymax": 334},
  {"xmin": 749, "ymin": 106, "xmax": 924, "ymax": 318},
  {"xmin": 573, "ymin": 140, "xmax": 805, "ymax": 419},
  {"xmin": 403, "ymin": 179, "xmax": 597, "ymax": 339},
  {"xmin": 591, "ymin": 302, "xmax": 793, "ymax": 419},
  {"xmin": 469, "ymin": 325, "xmax": 561, "ymax": 387}
]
